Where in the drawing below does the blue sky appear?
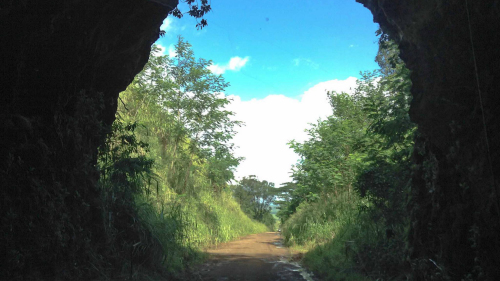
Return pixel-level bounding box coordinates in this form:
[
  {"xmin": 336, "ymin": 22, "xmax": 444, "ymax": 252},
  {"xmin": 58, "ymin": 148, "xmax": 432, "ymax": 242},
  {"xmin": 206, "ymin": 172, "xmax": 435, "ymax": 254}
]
[
  {"xmin": 155, "ymin": 0, "xmax": 380, "ymax": 186},
  {"xmin": 157, "ymin": 0, "xmax": 379, "ymax": 100}
]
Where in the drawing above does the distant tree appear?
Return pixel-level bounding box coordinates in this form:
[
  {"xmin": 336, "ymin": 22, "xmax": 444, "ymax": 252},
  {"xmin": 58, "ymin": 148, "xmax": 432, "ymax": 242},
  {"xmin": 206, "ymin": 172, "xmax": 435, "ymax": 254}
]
[
  {"xmin": 233, "ymin": 176, "xmax": 276, "ymax": 229},
  {"xmin": 274, "ymin": 182, "xmax": 297, "ymax": 223}
]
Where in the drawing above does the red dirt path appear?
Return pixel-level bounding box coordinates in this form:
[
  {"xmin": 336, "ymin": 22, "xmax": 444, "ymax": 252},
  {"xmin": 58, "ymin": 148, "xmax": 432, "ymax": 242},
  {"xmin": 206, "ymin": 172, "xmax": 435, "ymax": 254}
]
[{"xmin": 192, "ymin": 232, "xmax": 311, "ymax": 281}]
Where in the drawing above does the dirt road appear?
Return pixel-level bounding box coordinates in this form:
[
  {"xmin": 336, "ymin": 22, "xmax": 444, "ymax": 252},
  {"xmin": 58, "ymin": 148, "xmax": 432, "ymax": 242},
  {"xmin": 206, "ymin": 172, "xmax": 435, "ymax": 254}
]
[{"xmin": 193, "ymin": 232, "xmax": 314, "ymax": 281}]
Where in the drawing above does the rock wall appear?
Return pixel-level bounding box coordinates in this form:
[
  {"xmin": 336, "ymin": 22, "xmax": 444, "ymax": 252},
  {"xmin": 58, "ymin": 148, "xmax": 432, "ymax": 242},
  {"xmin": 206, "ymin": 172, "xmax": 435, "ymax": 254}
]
[
  {"xmin": 356, "ymin": 1, "xmax": 500, "ymax": 280},
  {"xmin": 2, "ymin": 0, "xmax": 499, "ymax": 279},
  {"xmin": 0, "ymin": 0, "xmax": 176, "ymax": 278}
]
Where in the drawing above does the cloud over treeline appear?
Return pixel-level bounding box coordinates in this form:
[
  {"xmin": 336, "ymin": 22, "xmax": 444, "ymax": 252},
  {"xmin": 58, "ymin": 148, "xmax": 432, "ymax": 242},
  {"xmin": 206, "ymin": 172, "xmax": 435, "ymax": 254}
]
[{"xmin": 226, "ymin": 77, "xmax": 358, "ymax": 186}]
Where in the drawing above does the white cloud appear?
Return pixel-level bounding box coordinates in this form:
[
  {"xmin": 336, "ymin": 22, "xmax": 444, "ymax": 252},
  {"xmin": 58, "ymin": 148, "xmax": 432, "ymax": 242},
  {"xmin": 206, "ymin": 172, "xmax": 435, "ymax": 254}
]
[
  {"xmin": 228, "ymin": 57, "xmax": 249, "ymax": 71},
  {"xmin": 226, "ymin": 77, "xmax": 358, "ymax": 187},
  {"xmin": 154, "ymin": 44, "xmax": 167, "ymax": 56},
  {"xmin": 152, "ymin": 43, "xmax": 176, "ymax": 58},
  {"xmin": 167, "ymin": 44, "xmax": 177, "ymax": 57},
  {"xmin": 208, "ymin": 64, "xmax": 226, "ymax": 75},
  {"xmin": 160, "ymin": 17, "xmax": 174, "ymax": 33},
  {"xmin": 208, "ymin": 56, "xmax": 250, "ymax": 75}
]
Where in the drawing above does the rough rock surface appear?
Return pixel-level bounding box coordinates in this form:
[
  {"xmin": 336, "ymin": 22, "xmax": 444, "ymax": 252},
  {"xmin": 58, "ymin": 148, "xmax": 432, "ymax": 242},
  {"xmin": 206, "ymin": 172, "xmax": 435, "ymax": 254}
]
[
  {"xmin": 0, "ymin": 0, "xmax": 176, "ymax": 279},
  {"xmin": 356, "ymin": 1, "xmax": 500, "ymax": 280},
  {"xmin": 2, "ymin": 0, "xmax": 500, "ymax": 280}
]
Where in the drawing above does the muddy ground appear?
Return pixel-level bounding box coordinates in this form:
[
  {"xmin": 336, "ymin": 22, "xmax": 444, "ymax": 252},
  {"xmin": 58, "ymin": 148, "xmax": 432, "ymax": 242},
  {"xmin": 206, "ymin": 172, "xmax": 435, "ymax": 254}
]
[{"xmin": 189, "ymin": 232, "xmax": 315, "ymax": 281}]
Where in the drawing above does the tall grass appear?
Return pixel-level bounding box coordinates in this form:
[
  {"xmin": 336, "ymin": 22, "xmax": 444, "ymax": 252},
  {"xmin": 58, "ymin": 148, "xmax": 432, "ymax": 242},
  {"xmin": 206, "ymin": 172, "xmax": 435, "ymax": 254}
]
[
  {"xmin": 301, "ymin": 216, "xmax": 375, "ymax": 281},
  {"xmin": 98, "ymin": 119, "xmax": 268, "ymax": 277},
  {"xmin": 282, "ymin": 190, "xmax": 408, "ymax": 280},
  {"xmin": 136, "ymin": 188, "xmax": 267, "ymax": 274},
  {"xmin": 282, "ymin": 190, "xmax": 360, "ymax": 247}
]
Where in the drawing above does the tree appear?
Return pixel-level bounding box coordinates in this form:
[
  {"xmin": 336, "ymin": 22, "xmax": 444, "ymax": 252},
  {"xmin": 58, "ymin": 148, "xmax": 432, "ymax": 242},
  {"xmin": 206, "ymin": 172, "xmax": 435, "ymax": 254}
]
[
  {"xmin": 278, "ymin": 30, "xmax": 414, "ymax": 280},
  {"xmin": 354, "ymin": 33, "xmax": 415, "ymax": 229},
  {"xmin": 232, "ymin": 176, "xmax": 276, "ymax": 229},
  {"xmin": 123, "ymin": 37, "xmax": 242, "ymax": 194},
  {"xmin": 286, "ymin": 91, "xmax": 369, "ymax": 213},
  {"xmin": 274, "ymin": 182, "xmax": 297, "ymax": 223}
]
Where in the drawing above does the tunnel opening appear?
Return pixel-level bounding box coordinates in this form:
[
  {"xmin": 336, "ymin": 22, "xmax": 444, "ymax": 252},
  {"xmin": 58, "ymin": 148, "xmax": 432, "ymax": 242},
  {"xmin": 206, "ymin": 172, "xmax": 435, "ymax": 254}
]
[{"xmin": 1, "ymin": 0, "xmax": 499, "ymax": 280}]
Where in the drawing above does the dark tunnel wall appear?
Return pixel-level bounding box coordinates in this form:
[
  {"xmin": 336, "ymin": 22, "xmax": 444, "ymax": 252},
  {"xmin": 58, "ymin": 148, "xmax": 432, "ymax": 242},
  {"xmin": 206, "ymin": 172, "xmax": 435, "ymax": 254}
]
[
  {"xmin": 356, "ymin": 1, "xmax": 500, "ymax": 280},
  {"xmin": 1, "ymin": 0, "xmax": 500, "ymax": 279},
  {"xmin": 0, "ymin": 0, "xmax": 176, "ymax": 278}
]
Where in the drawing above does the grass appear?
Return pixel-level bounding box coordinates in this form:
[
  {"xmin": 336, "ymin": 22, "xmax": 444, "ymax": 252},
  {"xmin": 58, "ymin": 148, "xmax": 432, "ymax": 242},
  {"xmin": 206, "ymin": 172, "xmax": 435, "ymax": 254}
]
[
  {"xmin": 281, "ymin": 190, "xmax": 401, "ymax": 281},
  {"xmin": 298, "ymin": 209, "xmax": 380, "ymax": 281},
  {"xmin": 282, "ymin": 190, "xmax": 361, "ymax": 247},
  {"xmin": 136, "ymin": 188, "xmax": 267, "ymax": 274},
  {"xmin": 281, "ymin": 191, "xmax": 362, "ymax": 279}
]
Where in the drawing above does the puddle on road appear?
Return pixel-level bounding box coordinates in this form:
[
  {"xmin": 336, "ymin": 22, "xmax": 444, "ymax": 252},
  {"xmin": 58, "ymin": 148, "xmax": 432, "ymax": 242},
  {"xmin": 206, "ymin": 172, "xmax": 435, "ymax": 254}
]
[
  {"xmin": 272, "ymin": 258, "xmax": 316, "ymax": 281},
  {"xmin": 198, "ymin": 237, "xmax": 316, "ymax": 281},
  {"xmin": 272, "ymin": 241, "xmax": 284, "ymax": 249},
  {"xmin": 271, "ymin": 241, "xmax": 316, "ymax": 281}
]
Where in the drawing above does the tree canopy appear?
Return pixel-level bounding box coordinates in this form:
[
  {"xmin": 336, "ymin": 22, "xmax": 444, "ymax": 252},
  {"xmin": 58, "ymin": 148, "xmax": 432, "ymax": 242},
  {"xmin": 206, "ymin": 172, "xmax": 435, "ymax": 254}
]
[{"xmin": 232, "ymin": 175, "xmax": 277, "ymax": 230}]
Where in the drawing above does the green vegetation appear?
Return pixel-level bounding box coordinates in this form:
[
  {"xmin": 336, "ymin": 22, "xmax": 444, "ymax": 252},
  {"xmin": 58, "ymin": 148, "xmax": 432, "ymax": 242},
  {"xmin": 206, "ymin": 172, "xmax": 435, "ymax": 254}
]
[
  {"xmin": 2, "ymin": 27, "xmax": 415, "ymax": 280},
  {"xmin": 278, "ymin": 32, "xmax": 414, "ymax": 281},
  {"xmin": 96, "ymin": 37, "xmax": 267, "ymax": 277},
  {"xmin": 232, "ymin": 175, "xmax": 278, "ymax": 231}
]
